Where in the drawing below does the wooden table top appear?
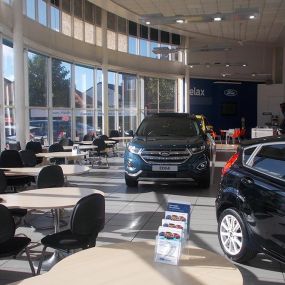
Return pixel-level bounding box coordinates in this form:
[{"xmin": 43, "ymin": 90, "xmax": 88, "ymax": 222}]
[
  {"xmin": 36, "ymin": 152, "xmax": 87, "ymax": 158},
  {"xmin": 1, "ymin": 165, "xmax": 90, "ymax": 177},
  {"xmin": 62, "ymin": 145, "xmax": 97, "ymax": 151},
  {"xmin": 0, "ymin": 187, "xmax": 104, "ymax": 210},
  {"xmin": 14, "ymin": 241, "xmax": 242, "ymax": 285}
]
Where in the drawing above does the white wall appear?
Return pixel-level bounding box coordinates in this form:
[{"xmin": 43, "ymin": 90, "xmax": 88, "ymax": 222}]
[{"xmin": 257, "ymin": 84, "xmax": 285, "ymax": 127}]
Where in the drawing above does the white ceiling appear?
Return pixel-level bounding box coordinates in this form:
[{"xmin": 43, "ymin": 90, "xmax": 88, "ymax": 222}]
[{"xmin": 111, "ymin": 0, "xmax": 285, "ymax": 46}]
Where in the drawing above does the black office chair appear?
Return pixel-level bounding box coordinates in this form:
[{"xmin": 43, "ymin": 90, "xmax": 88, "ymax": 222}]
[
  {"xmin": 37, "ymin": 193, "xmax": 105, "ymax": 275},
  {"xmin": 91, "ymin": 138, "xmax": 109, "ymax": 168},
  {"xmin": 109, "ymin": 130, "xmax": 120, "ymax": 138},
  {"xmin": 0, "ymin": 169, "xmax": 27, "ymax": 222},
  {"xmin": 36, "ymin": 165, "xmax": 65, "ymax": 189},
  {"xmin": 19, "ymin": 150, "xmax": 38, "ymax": 167},
  {"xmin": 26, "ymin": 141, "xmax": 43, "ymax": 164},
  {"xmin": 59, "ymin": 138, "xmax": 73, "ymax": 146},
  {"xmin": 48, "ymin": 143, "xmax": 65, "ymax": 164},
  {"xmin": 83, "ymin": 134, "xmax": 94, "ymax": 141},
  {"xmin": 100, "ymin": 134, "xmax": 118, "ymax": 157},
  {"xmin": 0, "ymin": 204, "xmax": 35, "ymax": 275},
  {"xmin": 7, "ymin": 141, "xmax": 21, "ymax": 151},
  {"xmin": 0, "ymin": 150, "xmax": 33, "ymax": 191}
]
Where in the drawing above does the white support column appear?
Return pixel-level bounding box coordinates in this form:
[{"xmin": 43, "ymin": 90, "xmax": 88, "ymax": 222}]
[
  {"xmin": 0, "ymin": 33, "xmax": 4, "ymax": 150},
  {"xmin": 184, "ymin": 37, "xmax": 190, "ymax": 114},
  {"xmin": 13, "ymin": 0, "xmax": 26, "ymax": 148},
  {"xmin": 101, "ymin": 10, "xmax": 109, "ymax": 136}
]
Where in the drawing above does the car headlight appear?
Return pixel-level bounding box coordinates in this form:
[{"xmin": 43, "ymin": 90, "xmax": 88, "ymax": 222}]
[
  {"xmin": 190, "ymin": 145, "xmax": 206, "ymax": 154},
  {"xmin": 127, "ymin": 145, "xmax": 141, "ymax": 154}
]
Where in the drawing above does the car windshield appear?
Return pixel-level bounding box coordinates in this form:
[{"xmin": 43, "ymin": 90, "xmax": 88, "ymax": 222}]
[{"xmin": 136, "ymin": 116, "xmax": 201, "ymax": 137}]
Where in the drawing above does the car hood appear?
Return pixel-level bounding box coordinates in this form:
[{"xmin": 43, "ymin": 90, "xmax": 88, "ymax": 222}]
[{"xmin": 130, "ymin": 136, "xmax": 205, "ymax": 148}]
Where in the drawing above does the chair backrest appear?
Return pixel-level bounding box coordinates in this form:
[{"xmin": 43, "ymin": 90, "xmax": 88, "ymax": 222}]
[
  {"xmin": 109, "ymin": 130, "xmax": 119, "ymax": 137},
  {"xmin": 19, "ymin": 150, "xmax": 37, "ymax": 167},
  {"xmin": 0, "ymin": 150, "xmax": 24, "ymax": 167},
  {"xmin": 83, "ymin": 134, "xmax": 93, "ymax": 141},
  {"xmin": 49, "ymin": 143, "xmax": 64, "ymax": 152},
  {"xmin": 37, "ymin": 165, "xmax": 64, "ymax": 189},
  {"xmin": 8, "ymin": 141, "xmax": 21, "ymax": 151},
  {"xmin": 59, "ymin": 138, "xmax": 73, "ymax": 146},
  {"xmin": 99, "ymin": 135, "xmax": 108, "ymax": 141},
  {"xmin": 233, "ymin": 128, "xmax": 241, "ymax": 138},
  {"xmin": 0, "ymin": 170, "xmax": 7, "ymax": 194},
  {"xmin": 26, "ymin": 141, "xmax": 43, "ymax": 154},
  {"xmin": 93, "ymin": 138, "xmax": 106, "ymax": 153},
  {"xmin": 0, "ymin": 204, "xmax": 15, "ymax": 243},
  {"xmin": 70, "ymin": 193, "xmax": 105, "ymax": 239}
]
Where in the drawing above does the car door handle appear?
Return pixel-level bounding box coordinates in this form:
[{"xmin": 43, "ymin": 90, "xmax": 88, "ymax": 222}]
[{"xmin": 241, "ymin": 177, "xmax": 254, "ymax": 186}]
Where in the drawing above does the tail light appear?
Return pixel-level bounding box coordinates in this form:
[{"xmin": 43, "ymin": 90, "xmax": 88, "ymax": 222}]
[{"xmin": 222, "ymin": 152, "xmax": 239, "ymax": 176}]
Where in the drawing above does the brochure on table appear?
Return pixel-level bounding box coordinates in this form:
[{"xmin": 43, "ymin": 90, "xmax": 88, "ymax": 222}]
[
  {"xmin": 72, "ymin": 144, "xmax": 80, "ymax": 154},
  {"xmin": 154, "ymin": 200, "xmax": 191, "ymax": 266}
]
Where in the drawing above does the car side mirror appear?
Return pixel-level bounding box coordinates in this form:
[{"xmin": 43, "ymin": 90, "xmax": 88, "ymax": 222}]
[{"xmin": 125, "ymin": 130, "xmax": 134, "ymax": 137}]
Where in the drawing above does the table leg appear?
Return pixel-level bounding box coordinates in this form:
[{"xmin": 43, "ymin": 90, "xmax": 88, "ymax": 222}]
[{"xmin": 34, "ymin": 209, "xmax": 65, "ymax": 271}]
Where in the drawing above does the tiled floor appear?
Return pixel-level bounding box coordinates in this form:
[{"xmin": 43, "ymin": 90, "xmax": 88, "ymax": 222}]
[{"xmin": 0, "ymin": 150, "xmax": 284, "ymax": 284}]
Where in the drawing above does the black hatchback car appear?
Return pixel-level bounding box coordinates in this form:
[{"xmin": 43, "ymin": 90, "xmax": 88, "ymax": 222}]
[{"xmin": 216, "ymin": 135, "xmax": 285, "ymax": 264}]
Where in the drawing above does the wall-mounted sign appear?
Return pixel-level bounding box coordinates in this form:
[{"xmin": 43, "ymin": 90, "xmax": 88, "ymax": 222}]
[
  {"xmin": 224, "ymin": 89, "xmax": 238, "ymax": 96},
  {"xmin": 190, "ymin": 87, "xmax": 205, "ymax": 96}
]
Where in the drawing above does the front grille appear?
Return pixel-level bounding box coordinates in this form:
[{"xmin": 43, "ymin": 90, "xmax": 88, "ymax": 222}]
[{"xmin": 140, "ymin": 148, "xmax": 191, "ymax": 165}]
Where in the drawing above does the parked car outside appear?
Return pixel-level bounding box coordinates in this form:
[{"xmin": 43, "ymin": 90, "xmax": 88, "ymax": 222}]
[
  {"xmin": 124, "ymin": 113, "xmax": 210, "ymax": 188},
  {"xmin": 216, "ymin": 135, "xmax": 285, "ymax": 263}
]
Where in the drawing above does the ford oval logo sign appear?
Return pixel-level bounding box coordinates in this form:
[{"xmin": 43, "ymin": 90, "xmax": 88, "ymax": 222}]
[
  {"xmin": 160, "ymin": 151, "xmax": 170, "ymax": 157},
  {"xmin": 224, "ymin": 89, "xmax": 237, "ymax": 96}
]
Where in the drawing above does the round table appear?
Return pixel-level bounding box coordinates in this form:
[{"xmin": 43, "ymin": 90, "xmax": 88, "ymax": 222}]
[{"xmin": 14, "ymin": 241, "xmax": 243, "ymax": 285}]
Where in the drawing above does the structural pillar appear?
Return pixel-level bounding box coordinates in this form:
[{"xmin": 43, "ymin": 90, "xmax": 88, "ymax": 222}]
[
  {"xmin": 184, "ymin": 37, "xmax": 190, "ymax": 113},
  {"xmin": 101, "ymin": 10, "xmax": 109, "ymax": 136},
  {"xmin": 13, "ymin": 0, "xmax": 26, "ymax": 148}
]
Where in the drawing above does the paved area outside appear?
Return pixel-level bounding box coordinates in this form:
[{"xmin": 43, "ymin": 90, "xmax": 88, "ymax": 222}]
[{"xmin": 0, "ymin": 149, "xmax": 284, "ymax": 285}]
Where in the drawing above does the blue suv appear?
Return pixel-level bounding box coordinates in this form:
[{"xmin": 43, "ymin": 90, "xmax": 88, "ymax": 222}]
[{"xmin": 124, "ymin": 113, "xmax": 210, "ymax": 187}]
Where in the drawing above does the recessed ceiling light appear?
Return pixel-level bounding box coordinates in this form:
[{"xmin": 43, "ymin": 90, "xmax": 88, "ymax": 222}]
[
  {"xmin": 251, "ymin": 73, "xmax": 256, "ymax": 77},
  {"xmin": 176, "ymin": 19, "xmax": 184, "ymax": 24},
  {"xmin": 189, "ymin": 65, "xmax": 193, "ymax": 68},
  {"xmin": 225, "ymin": 64, "xmax": 230, "ymax": 67},
  {"xmin": 146, "ymin": 21, "xmax": 151, "ymax": 25},
  {"xmin": 242, "ymin": 64, "xmax": 247, "ymax": 67},
  {"xmin": 206, "ymin": 64, "xmax": 210, "ymax": 68},
  {"xmin": 213, "ymin": 16, "xmax": 222, "ymax": 22},
  {"xmin": 249, "ymin": 15, "xmax": 255, "ymax": 20}
]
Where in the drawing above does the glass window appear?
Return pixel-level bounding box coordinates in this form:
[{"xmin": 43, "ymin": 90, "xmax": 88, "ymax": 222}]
[
  {"xmin": 144, "ymin": 77, "xmax": 158, "ymax": 114},
  {"xmin": 95, "ymin": 6, "xmax": 101, "ymax": 26},
  {"xmin": 51, "ymin": 4, "xmax": 60, "ymax": 31},
  {"xmin": 52, "ymin": 59, "xmax": 71, "ymax": 107},
  {"xmin": 150, "ymin": 28, "xmax": 158, "ymax": 42},
  {"xmin": 128, "ymin": 21, "xmax": 137, "ymax": 37},
  {"xmin": 161, "ymin": 31, "xmax": 170, "ymax": 44},
  {"xmin": 107, "ymin": 12, "xmax": 116, "ymax": 31},
  {"xmin": 38, "ymin": 0, "xmax": 47, "ymax": 26},
  {"xmin": 5, "ymin": 108, "xmax": 16, "ymax": 145},
  {"xmin": 75, "ymin": 65, "xmax": 94, "ymax": 108},
  {"xmin": 252, "ymin": 144, "xmax": 285, "ymax": 180},
  {"xmin": 85, "ymin": 22, "xmax": 94, "ymax": 44},
  {"xmin": 62, "ymin": 12, "xmax": 72, "ymax": 36},
  {"xmin": 108, "ymin": 110, "xmax": 116, "ymax": 132},
  {"xmin": 140, "ymin": 25, "xmax": 148, "ymax": 39},
  {"xmin": 107, "ymin": 30, "xmax": 116, "ymax": 50},
  {"xmin": 3, "ymin": 41, "xmax": 14, "ymax": 106},
  {"xmin": 74, "ymin": 18, "xmax": 83, "ymax": 41},
  {"xmin": 108, "ymin": 71, "xmax": 116, "ymax": 108},
  {"xmin": 150, "ymin": 42, "xmax": 159, "ymax": 59},
  {"xmin": 140, "ymin": 39, "xmax": 148, "ymax": 57},
  {"xmin": 118, "ymin": 17, "xmax": 126, "ymax": 34},
  {"xmin": 28, "ymin": 52, "xmax": 48, "ymax": 107},
  {"xmin": 52, "ymin": 110, "xmax": 71, "ymax": 142},
  {"xmin": 244, "ymin": 147, "xmax": 256, "ymax": 164},
  {"xmin": 159, "ymin": 78, "xmax": 176, "ymax": 112},
  {"xmin": 26, "ymin": 0, "xmax": 36, "ymax": 20},
  {"xmin": 118, "ymin": 34, "xmax": 127, "ymax": 53},
  {"xmin": 75, "ymin": 110, "xmax": 94, "ymax": 141},
  {"xmin": 62, "ymin": 0, "xmax": 71, "ymax": 13},
  {"xmin": 74, "ymin": 0, "xmax": 83, "ymax": 19},
  {"xmin": 96, "ymin": 69, "xmax": 102, "ymax": 109},
  {"xmin": 84, "ymin": 0, "xmax": 94, "ymax": 24},
  {"xmin": 29, "ymin": 109, "xmax": 49, "ymax": 142},
  {"xmin": 172, "ymin": 33, "xmax": 181, "ymax": 45},
  {"xmin": 128, "ymin": 37, "xmax": 137, "ymax": 55}
]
